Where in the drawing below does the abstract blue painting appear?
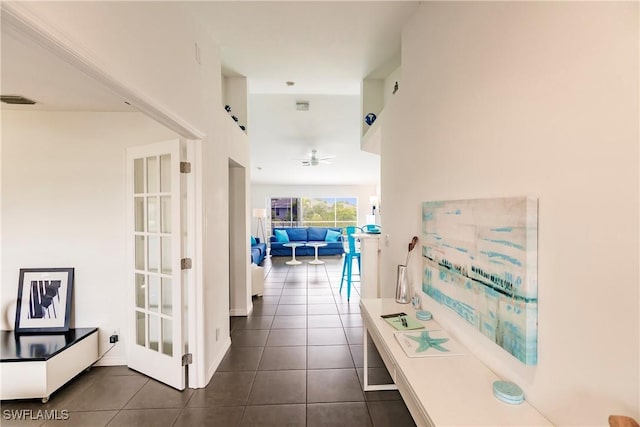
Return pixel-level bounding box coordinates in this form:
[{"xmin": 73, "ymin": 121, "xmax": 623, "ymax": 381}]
[{"xmin": 422, "ymin": 197, "xmax": 538, "ymax": 365}]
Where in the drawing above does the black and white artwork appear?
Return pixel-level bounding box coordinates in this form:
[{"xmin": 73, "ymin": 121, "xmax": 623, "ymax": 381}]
[{"xmin": 15, "ymin": 268, "xmax": 74, "ymax": 333}]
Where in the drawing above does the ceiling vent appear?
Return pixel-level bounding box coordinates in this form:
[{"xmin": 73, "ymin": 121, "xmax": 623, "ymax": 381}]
[
  {"xmin": 296, "ymin": 101, "xmax": 309, "ymax": 111},
  {"xmin": 1, "ymin": 95, "xmax": 36, "ymax": 105}
]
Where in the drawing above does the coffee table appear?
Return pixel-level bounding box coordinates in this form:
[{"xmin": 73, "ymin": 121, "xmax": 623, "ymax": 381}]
[
  {"xmin": 305, "ymin": 242, "xmax": 328, "ymax": 264},
  {"xmin": 283, "ymin": 242, "xmax": 304, "ymax": 265}
]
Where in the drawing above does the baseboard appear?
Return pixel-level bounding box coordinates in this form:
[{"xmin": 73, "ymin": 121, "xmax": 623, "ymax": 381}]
[
  {"xmin": 206, "ymin": 337, "xmax": 231, "ymax": 384},
  {"xmin": 93, "ymin": 355, "xmax": 127, "ymax": 367},
  {"xmin": 229, "ymin": 308, "xmax": 249, "ymax": 316}
]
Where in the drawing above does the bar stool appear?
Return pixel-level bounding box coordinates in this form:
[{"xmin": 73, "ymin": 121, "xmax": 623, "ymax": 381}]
[{"xmin": 340, "ymin": 226, "xmax": 362, "ymax": 301}]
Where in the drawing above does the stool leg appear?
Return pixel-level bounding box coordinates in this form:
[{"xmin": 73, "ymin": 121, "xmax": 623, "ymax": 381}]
[
  {"xmin": 347, "ymin": 256, "xmax": 353, "ymax": 301},
  {"xmin": 340, "ymin": 255, "xmax": 348, "ymax": 293},
  {"xmin": 357, "ymin": 256, "xmax": 361, "ymax": 276}
]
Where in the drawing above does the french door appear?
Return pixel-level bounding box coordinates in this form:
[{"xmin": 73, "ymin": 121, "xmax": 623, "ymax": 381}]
[{"xmin": 126, "ymin": 139, "xmax": 186, "ymax": 390}]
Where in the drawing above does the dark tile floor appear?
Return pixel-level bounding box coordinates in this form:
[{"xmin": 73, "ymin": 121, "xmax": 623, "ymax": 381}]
[{"xmin": 1, "ymin": 257, "xmax": 416, "ymax": 427}]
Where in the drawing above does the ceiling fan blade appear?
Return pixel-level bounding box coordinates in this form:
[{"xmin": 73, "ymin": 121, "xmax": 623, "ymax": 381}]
[
  {"xmin": 319, "ymin": 156, "xmax": 336, "ymax": 161},
  {"xmin": 302, "ymin": 161, "xmax": 311, "ymax": 166}
]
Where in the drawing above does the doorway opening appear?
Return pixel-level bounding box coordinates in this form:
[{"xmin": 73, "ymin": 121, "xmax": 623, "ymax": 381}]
[{"xmin": 228, "ymin": 159, "xmax": 250, "ymax": 317}]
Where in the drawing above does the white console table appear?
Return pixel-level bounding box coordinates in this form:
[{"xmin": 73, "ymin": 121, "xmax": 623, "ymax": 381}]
[
  {"xmin": 1, "ymin": 328, "xmax": 99, "ymax": 402},
  {"xmin": 360, "ymin": 299, "xmax": 552, "ymax": 427}
]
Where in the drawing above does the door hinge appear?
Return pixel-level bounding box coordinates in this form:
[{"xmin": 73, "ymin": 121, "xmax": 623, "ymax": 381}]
[
  {"xmin": 180, "ymin": 162, "xmax": 191, "ymax": 173},
  {"xmin": 181, "ymin": 258, "xmax": 192, "ymax": 270},
  {"xmin": 182, "ymin": 353, "xmax": 193, "ymax": 366}
]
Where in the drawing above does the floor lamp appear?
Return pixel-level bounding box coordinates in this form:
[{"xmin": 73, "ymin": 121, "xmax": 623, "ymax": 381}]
[{"xmin": 253, "ymin": 208, "xmax": 267, "ymax": 243}]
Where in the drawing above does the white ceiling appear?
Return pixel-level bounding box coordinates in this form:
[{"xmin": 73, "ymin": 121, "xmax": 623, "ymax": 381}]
[
  {"xmin": 188, "ymin": 1, "xmax": 419, "ymax": 185},
  {"xmin": 1, "ymin": 1, "xmax": 419, "ymax": 185},
  {"xmin": 1, "ymin": 26, "xmax": 133, "ymax": 112},
  {"xmin": 188, "ymin": 2, "xmax": 418, "ymax": 81},
  {"xmin": 249, "ymin": 93, "xmax": 381, "ymax": 185}
]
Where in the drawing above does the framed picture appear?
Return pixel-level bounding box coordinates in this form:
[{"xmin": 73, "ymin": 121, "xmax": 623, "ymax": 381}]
[
  {"xmin": 15, "ymin": 268, "xmax": 74, "ymax": 333},
  {"xmin": 422, "ymin": 197, "xmax": 538, "ymax": 365}
]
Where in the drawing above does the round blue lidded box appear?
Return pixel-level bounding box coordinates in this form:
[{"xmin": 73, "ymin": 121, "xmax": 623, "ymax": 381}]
[
  {"xmin": 492, "ymin": 380, "xmax": 525, "ymax": 405},
  {"xmin": 416, "ymin": 310, "xmax": 432, "ymax": 321}
]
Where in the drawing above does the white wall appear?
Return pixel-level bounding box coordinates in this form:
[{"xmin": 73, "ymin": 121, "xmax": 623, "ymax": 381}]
[
  {"xmin": 381, "ymin": 2, "xmax": 639, "ymax": 425},
  {"xmin": 13, "ymin": 2, "xmax": 252, "ymax": 386},
  {"xmin": 227, "ymin": 116, "xmax": 252, "ymax": 320},
  {"xmin": 222, "ymin": 76, "xmax": 248, "ymax": 133},
  {"xmin": 251, "ymin": 183, "xmax": 378, "ymax": 238},
  {"xmin": 1, "ymin": 111, "xmax": 179, "ymax": 365},
  {"xmin": 361, "ymin": 79, "xmax": 385, "ymax": 136},
  {"xmin": 383, "ymin": 66, "xmax": 401, "ymax": 106}
]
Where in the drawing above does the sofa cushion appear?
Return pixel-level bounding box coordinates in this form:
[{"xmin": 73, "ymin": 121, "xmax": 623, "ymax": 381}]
[
  {"xmin": 307, "ymin": 227, "xmax": 327, "ymax": 241},
  {"xmin": 251, "ymin": 243, "xmax": 267, "ymax": 265},
  {"xmin": 286, "ymin": 228, "xmax": 307, "ymax": 242},
  {"xmin": 250, "ymin": 235, "xmax": 257, "ymax": 245},
  {"xmin": 325, "ymin": 229, "xmax": 341, "ymax": 242},
  {"xmin": 275, "ymin": 229, "xmax": 289, "ymax": 242}
]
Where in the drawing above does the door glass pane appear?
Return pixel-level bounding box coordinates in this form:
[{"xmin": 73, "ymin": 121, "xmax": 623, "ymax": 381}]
[
  {"xmin": 149, "ymin": 314, "xmax": 159, "ymax": 351},
  {"xmin": 135, "ymin": 274, "xmax": 145, "ymax": 309},
  {"xmin": 148, "ymin": 275, "xmax": 159, "ymax": 312},
  {"xmin": 160, "ymin": 196, "xmax": 171, "ymax": 233},
  {"xmin": 134, "ymin": 159, "xmax": 144, "ymax": 194},
  {"xmin": 148, "ymin": 236, "xmax": 159, "ymax": 273},
  {"xmin": 147, "ymin": 197, "xmax": 159, "ymax": 233},
  {"xmin": 162, "ymin": 318, "xmax": 173, "ymax": 356},
  {"xmin": 136, "ymin": 311, "xmax": 145, "ymax": 347},
  {"xmin": 135, "ymin": 236, "xmax": 146, "ymax": 270},
  {"xmin": 161, "ymin": 278, "xmax": 172, "ymax": 315},
  {"xmin": 147, "ymin": 156, "xmax": 158, "ymax": 193},
  {"xmin": 160, "ymin": 154, "xmax": 171, "ymax": 193},
  {"xmin": 161, "ymin": 237, "xmax": 172, "ymax": 274},
  {"xmin": 135, "ymin": 197, "xmax": 145, "ymax": 232}
]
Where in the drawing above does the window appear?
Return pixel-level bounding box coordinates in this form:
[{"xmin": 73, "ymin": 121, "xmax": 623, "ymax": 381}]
[
  {"xmin": 270, "ymin": 197, "xmax": 299, "ymax": 228},
  {"xmin": 269, "ymin": 197, "xmax": 358, "ymax": 230},
  {"xmin": 301, "ymin": 197, "xmax": 357, "ymax": 228}
]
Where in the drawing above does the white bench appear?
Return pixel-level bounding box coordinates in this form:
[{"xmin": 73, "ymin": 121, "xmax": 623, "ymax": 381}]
[{"xmin": 0, "ymin": 328, "xmax": 99, "ymax": 403}]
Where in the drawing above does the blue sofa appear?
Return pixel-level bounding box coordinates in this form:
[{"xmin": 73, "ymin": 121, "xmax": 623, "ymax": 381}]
[
  {"xmin": 270, "ymin": 227, "xmax": 345, "ymax": 257},
  {"xmin": 251, "ymin": 237, "xmax": 267, "ymax": 265}
]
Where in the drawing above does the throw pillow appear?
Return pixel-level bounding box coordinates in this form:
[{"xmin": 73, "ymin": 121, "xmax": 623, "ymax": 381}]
[
  {"xmin": 250, "ymin": 235, "xmax": 257, "ymax": 246},
  {"xmin": 325, "ymin": 229, "xmax": 341, "ymax": 242},
  {"xmin": 275, "ymin": 229, "xmax": 290, "ymax": 243}
]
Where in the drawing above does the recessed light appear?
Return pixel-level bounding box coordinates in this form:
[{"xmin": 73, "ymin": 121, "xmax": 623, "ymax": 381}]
[
  {"xmin": 286, "ymin": 81, "xmax": 295, "ymax": 87},
  {"xmin": 124, "ymin": 101, "xmax": 131, "ymax": 105}
]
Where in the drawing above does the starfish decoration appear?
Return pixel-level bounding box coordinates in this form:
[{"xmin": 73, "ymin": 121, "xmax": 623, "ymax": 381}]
[{"xmin": 407, "ymin": 331, "xmax": 450, "ymax": 353}]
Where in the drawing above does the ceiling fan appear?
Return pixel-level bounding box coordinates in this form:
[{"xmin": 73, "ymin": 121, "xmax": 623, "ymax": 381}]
[{"xmin": 300, "ymin": 149, "xmax": 335, "ymax": 167}]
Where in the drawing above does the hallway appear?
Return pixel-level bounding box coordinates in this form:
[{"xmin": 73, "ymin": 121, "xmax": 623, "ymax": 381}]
[{"xmin": 219, "ymin": 256, "xmax": 416, "ymax": 426}]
